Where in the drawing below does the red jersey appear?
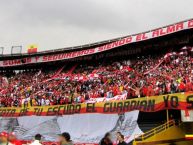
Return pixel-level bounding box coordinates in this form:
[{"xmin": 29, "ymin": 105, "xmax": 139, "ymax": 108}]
[{"xmin": 10, "ymin": 140, "xmax": 22, "ymax": 145}]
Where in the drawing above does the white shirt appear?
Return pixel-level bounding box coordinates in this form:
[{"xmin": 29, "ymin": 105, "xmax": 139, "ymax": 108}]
[
  {"xmin": 45, "ymin": 99, "xmax": 50, "ymax": 105},
  {"xmin": 8, "ymin": 142, "xmax": 14, "ymax": 145},
  {"xmin": 29, "ymin": 140, "xmax": 42, "ymax": 145}
]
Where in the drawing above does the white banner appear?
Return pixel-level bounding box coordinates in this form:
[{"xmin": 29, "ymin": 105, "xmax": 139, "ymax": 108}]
[
  {"xmin": 86, "ymin": 94, "xmax": 127, "ymax": 103},
  {"xmin": 181, "ymin": 110, "xmax": 193, "ymax": 122},
  {"xmin": 1, "ymin": 19, "xmax": 193, "ymax": 67},
  {"xmin": 0, "ymin": 111, "xmax": 142, "ymax": 144}
]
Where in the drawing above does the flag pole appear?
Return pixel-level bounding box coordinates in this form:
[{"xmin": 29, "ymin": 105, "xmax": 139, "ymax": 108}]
[{"xmin": 166, "ymin": 109, "xmax": 169, "ymax": 128}]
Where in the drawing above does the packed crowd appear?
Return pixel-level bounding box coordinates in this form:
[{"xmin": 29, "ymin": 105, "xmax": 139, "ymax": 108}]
[{"xmin": 0, "ymin": 47, "xmax": 192, "ymax": 107}]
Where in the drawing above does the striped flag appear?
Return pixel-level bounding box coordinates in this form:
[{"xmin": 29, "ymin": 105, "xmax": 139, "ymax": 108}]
[{"xmin": 27, "ymin": 44, "xmax": 38, "ymax": 54}]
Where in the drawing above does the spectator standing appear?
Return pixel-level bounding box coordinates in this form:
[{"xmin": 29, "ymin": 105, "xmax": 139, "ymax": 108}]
[
  {"xmin": 99, "ymin": 132, "xmax": 113, "ymax": 145},
  {"xmin": 8, "ymin": 132, "xmax": 22, "ymax": 145},
  {"xmin": 58, "ymin": 132, "xmax": 73, "ymax": 145},
  {"xmin": 0, "ymin": 132, "xmax": 13, "ymax": 145},
  {"xmin": 29, "ymin": 134, "xmax": 42, "ymax": 145},
  {"xmin": 116, "ymin": 132, "xmax": 127, "ymax": 145}
]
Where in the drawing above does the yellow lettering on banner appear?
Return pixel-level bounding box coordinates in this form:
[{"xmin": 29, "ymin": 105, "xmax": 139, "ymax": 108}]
[{"xmin": 0, "ymin": 93, "xmax": 192, "ymax": 117}]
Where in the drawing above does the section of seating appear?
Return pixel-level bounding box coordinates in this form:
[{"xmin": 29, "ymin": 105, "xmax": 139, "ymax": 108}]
[{"xmin": 0, "ymin": 47, "xmax": 192, "ymax": 107}]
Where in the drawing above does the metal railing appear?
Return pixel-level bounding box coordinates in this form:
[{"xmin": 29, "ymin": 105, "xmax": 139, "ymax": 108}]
[{"xmin": 134, "ymin": 120, "xmax": 176, "ymax": 142}]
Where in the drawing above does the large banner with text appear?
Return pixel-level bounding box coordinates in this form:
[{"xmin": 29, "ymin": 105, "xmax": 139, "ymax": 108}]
[
  {"xmin": 1, "ymin": 19, "xmax": 193, "ymax": 67},
  {"xmin": 0, "ymin": 92, "xmax": 192, "ymax": 117},
  {"xmin": 0, "ymin": 111, "xmax": 142, "ymax": 143}
]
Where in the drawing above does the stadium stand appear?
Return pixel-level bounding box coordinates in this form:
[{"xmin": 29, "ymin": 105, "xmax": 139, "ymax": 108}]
[
  {"xmin": 0, "ymin": 19, "xmax": 193, "ymax": 145},
  {"xmin": 0, "ymin": 47, "xmax": 192, "ymax": 107}
]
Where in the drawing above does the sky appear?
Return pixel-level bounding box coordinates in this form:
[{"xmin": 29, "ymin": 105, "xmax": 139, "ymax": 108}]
[{"xmin": 0, "ymin": 0, "xmax": 193, "ymax": 54}]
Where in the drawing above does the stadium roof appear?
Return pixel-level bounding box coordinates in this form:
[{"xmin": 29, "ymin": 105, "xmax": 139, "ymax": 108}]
[
  {"xmin": 1, "ymin": 18, "xmax": 193, "ymax": 58},
  {"xmin": 0, "ymin": 18, "xmax": 193, "ymax": 68}
]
